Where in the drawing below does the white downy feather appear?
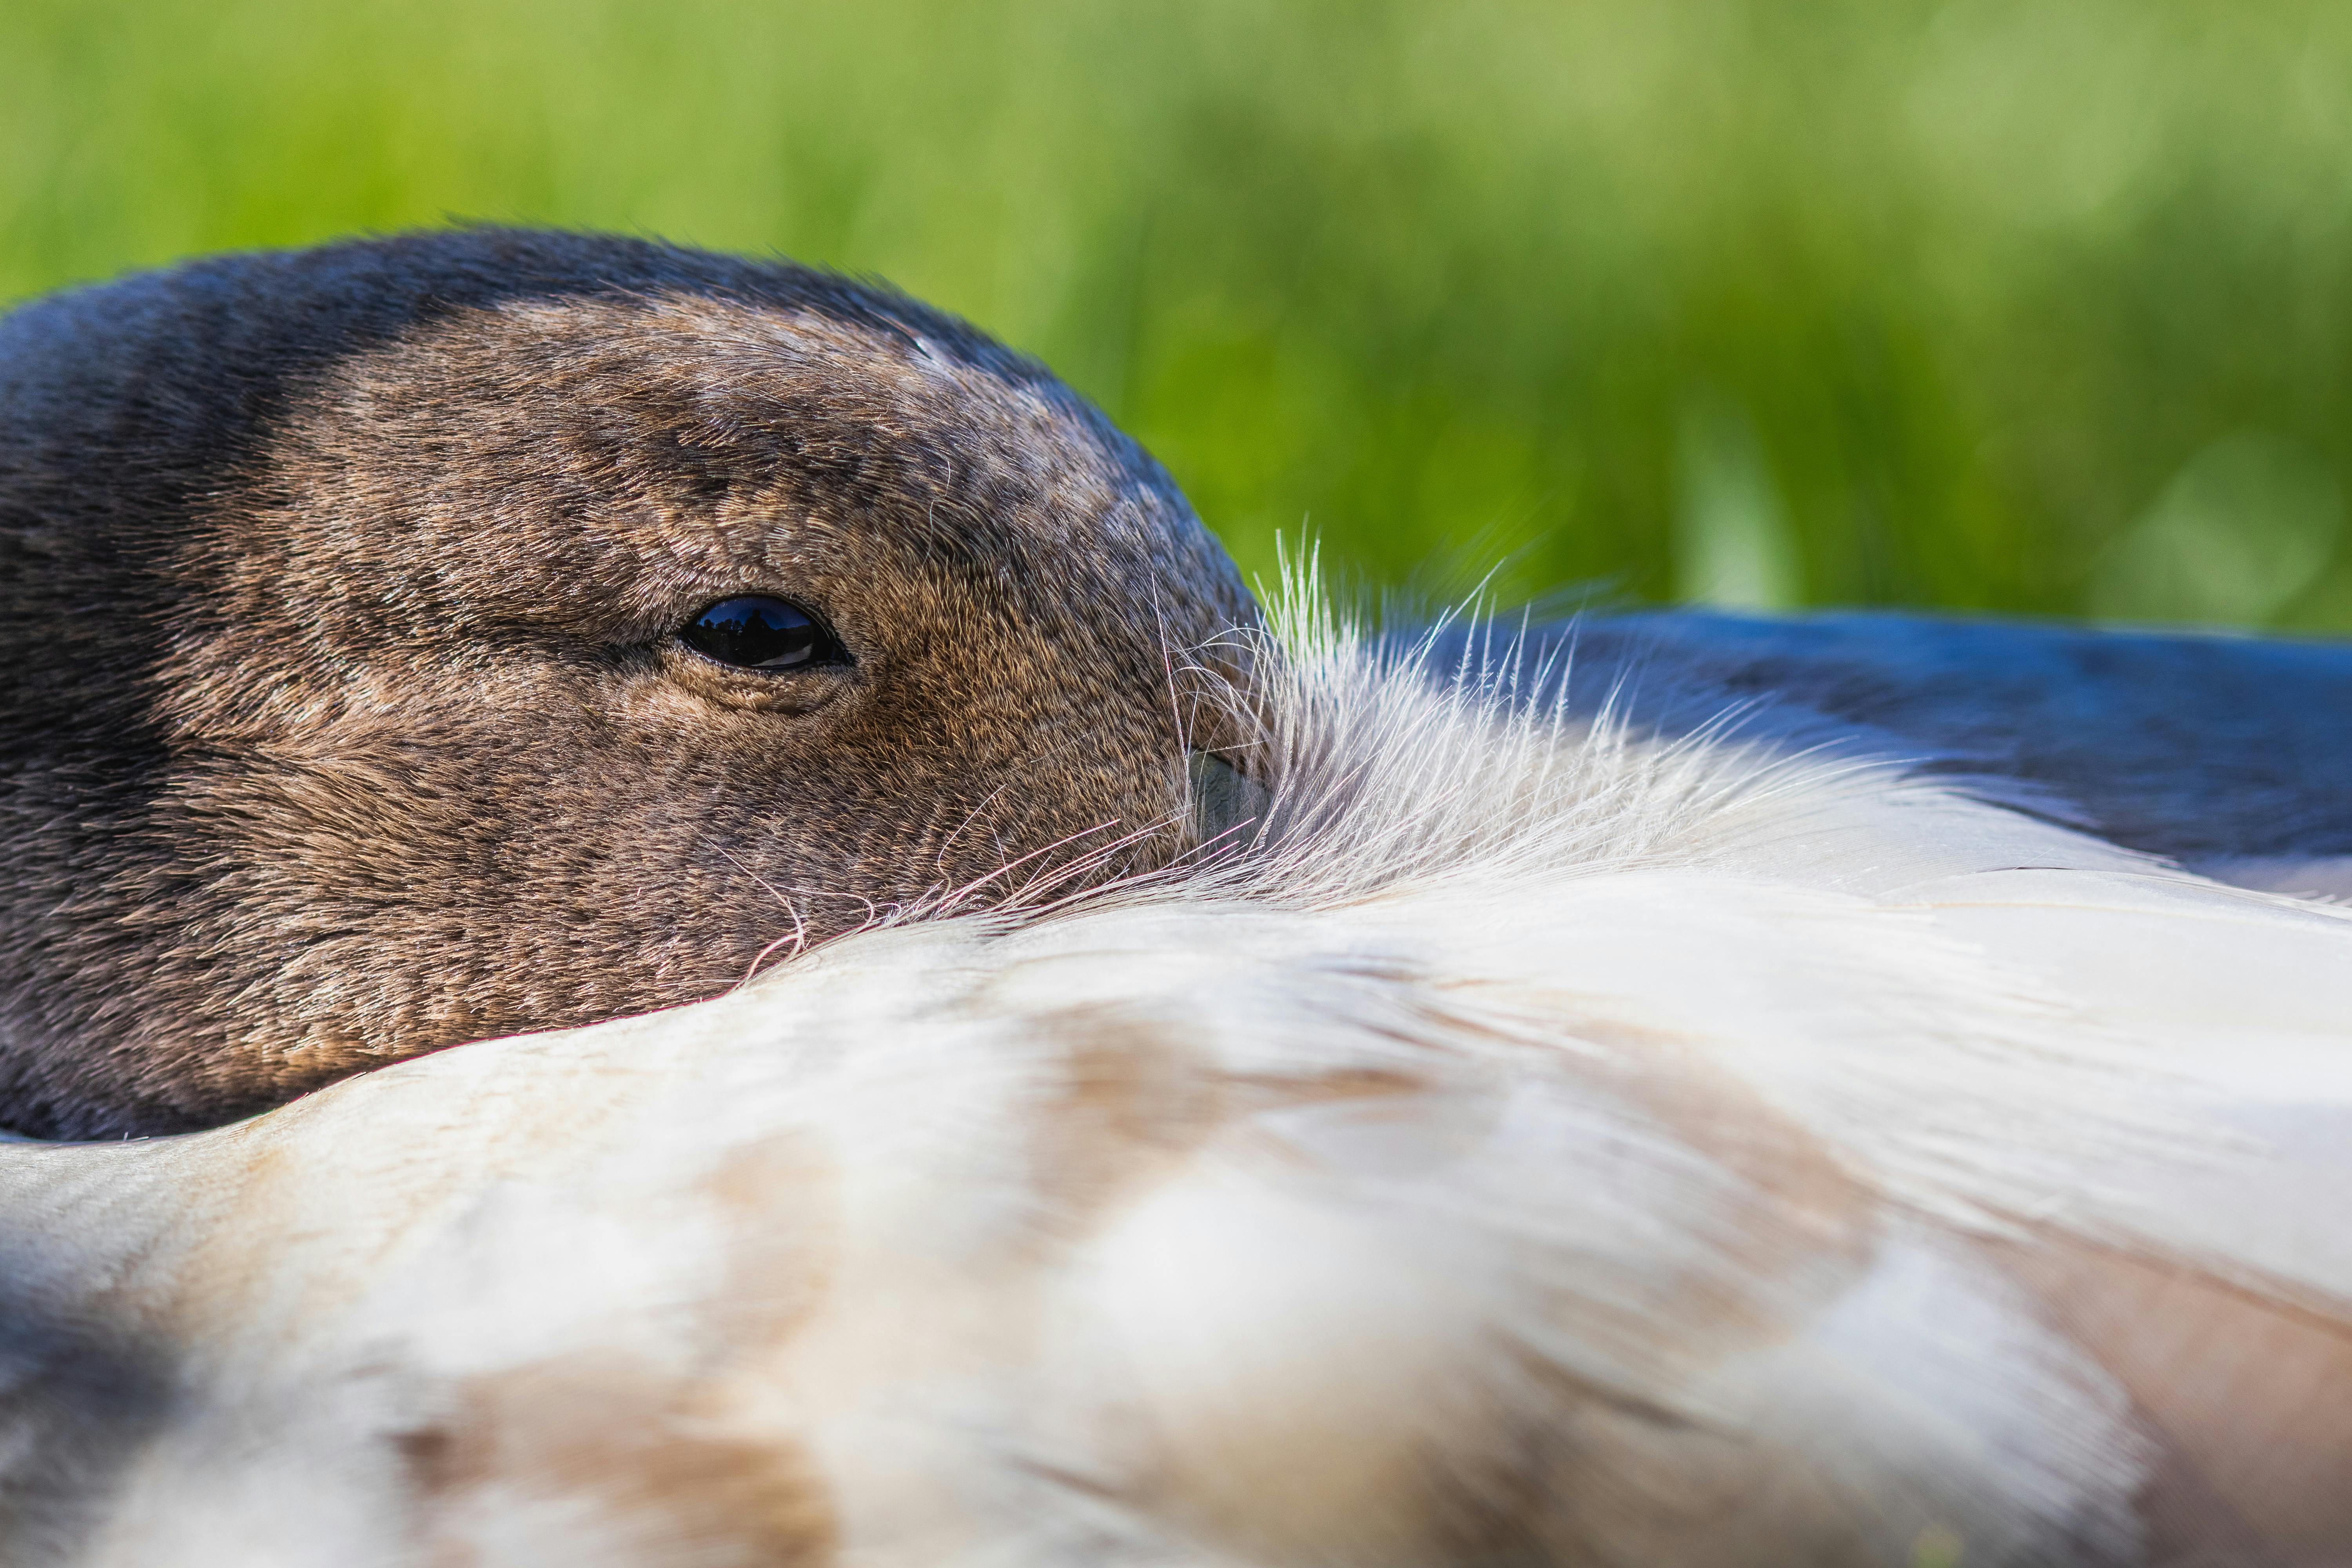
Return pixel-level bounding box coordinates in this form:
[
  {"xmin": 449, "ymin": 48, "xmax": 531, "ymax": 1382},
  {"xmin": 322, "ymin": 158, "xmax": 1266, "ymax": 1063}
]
[{"xmin": 0, "ymin": 588, "xmax": 2346, "ymax": 1566}]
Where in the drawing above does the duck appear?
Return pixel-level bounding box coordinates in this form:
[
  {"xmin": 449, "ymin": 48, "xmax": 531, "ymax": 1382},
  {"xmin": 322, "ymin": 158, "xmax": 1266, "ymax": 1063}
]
[{"xmin": 2, "ymin": 231, "xmax": 2349, "ymax": 1565}]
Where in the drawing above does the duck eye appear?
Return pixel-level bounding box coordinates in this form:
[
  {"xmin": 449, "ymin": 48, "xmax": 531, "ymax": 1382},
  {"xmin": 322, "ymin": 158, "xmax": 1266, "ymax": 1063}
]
[{"xmin": 678, "ymin": 596, "xmax": 841, "ymax": 671}]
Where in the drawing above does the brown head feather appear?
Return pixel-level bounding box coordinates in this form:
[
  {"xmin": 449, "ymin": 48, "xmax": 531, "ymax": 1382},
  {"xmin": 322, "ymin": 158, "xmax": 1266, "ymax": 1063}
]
[{"xmin": 0, "ymin": 229, "xmax": 1252, "ymax": 1137}]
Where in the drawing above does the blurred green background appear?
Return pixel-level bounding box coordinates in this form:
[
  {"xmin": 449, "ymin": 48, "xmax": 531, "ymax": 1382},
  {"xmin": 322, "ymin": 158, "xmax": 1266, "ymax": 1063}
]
[{"xmin": 6, "ymin": 0, "xmax": 2352, "ymax": 626}]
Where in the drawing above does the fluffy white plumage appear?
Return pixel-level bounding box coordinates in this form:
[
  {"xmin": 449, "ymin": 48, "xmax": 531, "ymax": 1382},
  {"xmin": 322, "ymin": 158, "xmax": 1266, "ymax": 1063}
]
[{"xmin": 2, "ymin": 588, "xmax": 2348, "ymax": 1566}]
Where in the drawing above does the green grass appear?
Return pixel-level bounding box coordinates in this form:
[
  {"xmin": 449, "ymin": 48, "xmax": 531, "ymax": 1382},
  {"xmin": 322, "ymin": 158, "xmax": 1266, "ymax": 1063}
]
[{"xmin": 7, "ymin": 0, "xmax": 2352, "ymax": 628}]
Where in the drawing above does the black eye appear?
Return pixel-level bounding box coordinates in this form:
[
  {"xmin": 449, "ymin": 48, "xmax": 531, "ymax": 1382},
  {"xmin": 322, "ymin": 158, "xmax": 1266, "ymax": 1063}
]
[{"xmin": 678, "ymin": 596, "xmax": 842, "ymax": 671}]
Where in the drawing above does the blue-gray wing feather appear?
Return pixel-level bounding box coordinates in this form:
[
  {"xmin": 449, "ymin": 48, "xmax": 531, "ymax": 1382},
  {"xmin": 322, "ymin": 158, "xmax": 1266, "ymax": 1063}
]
[{"xmin": 1418, "ymin": 611, "xmax": 2352, "ymax": 861}]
